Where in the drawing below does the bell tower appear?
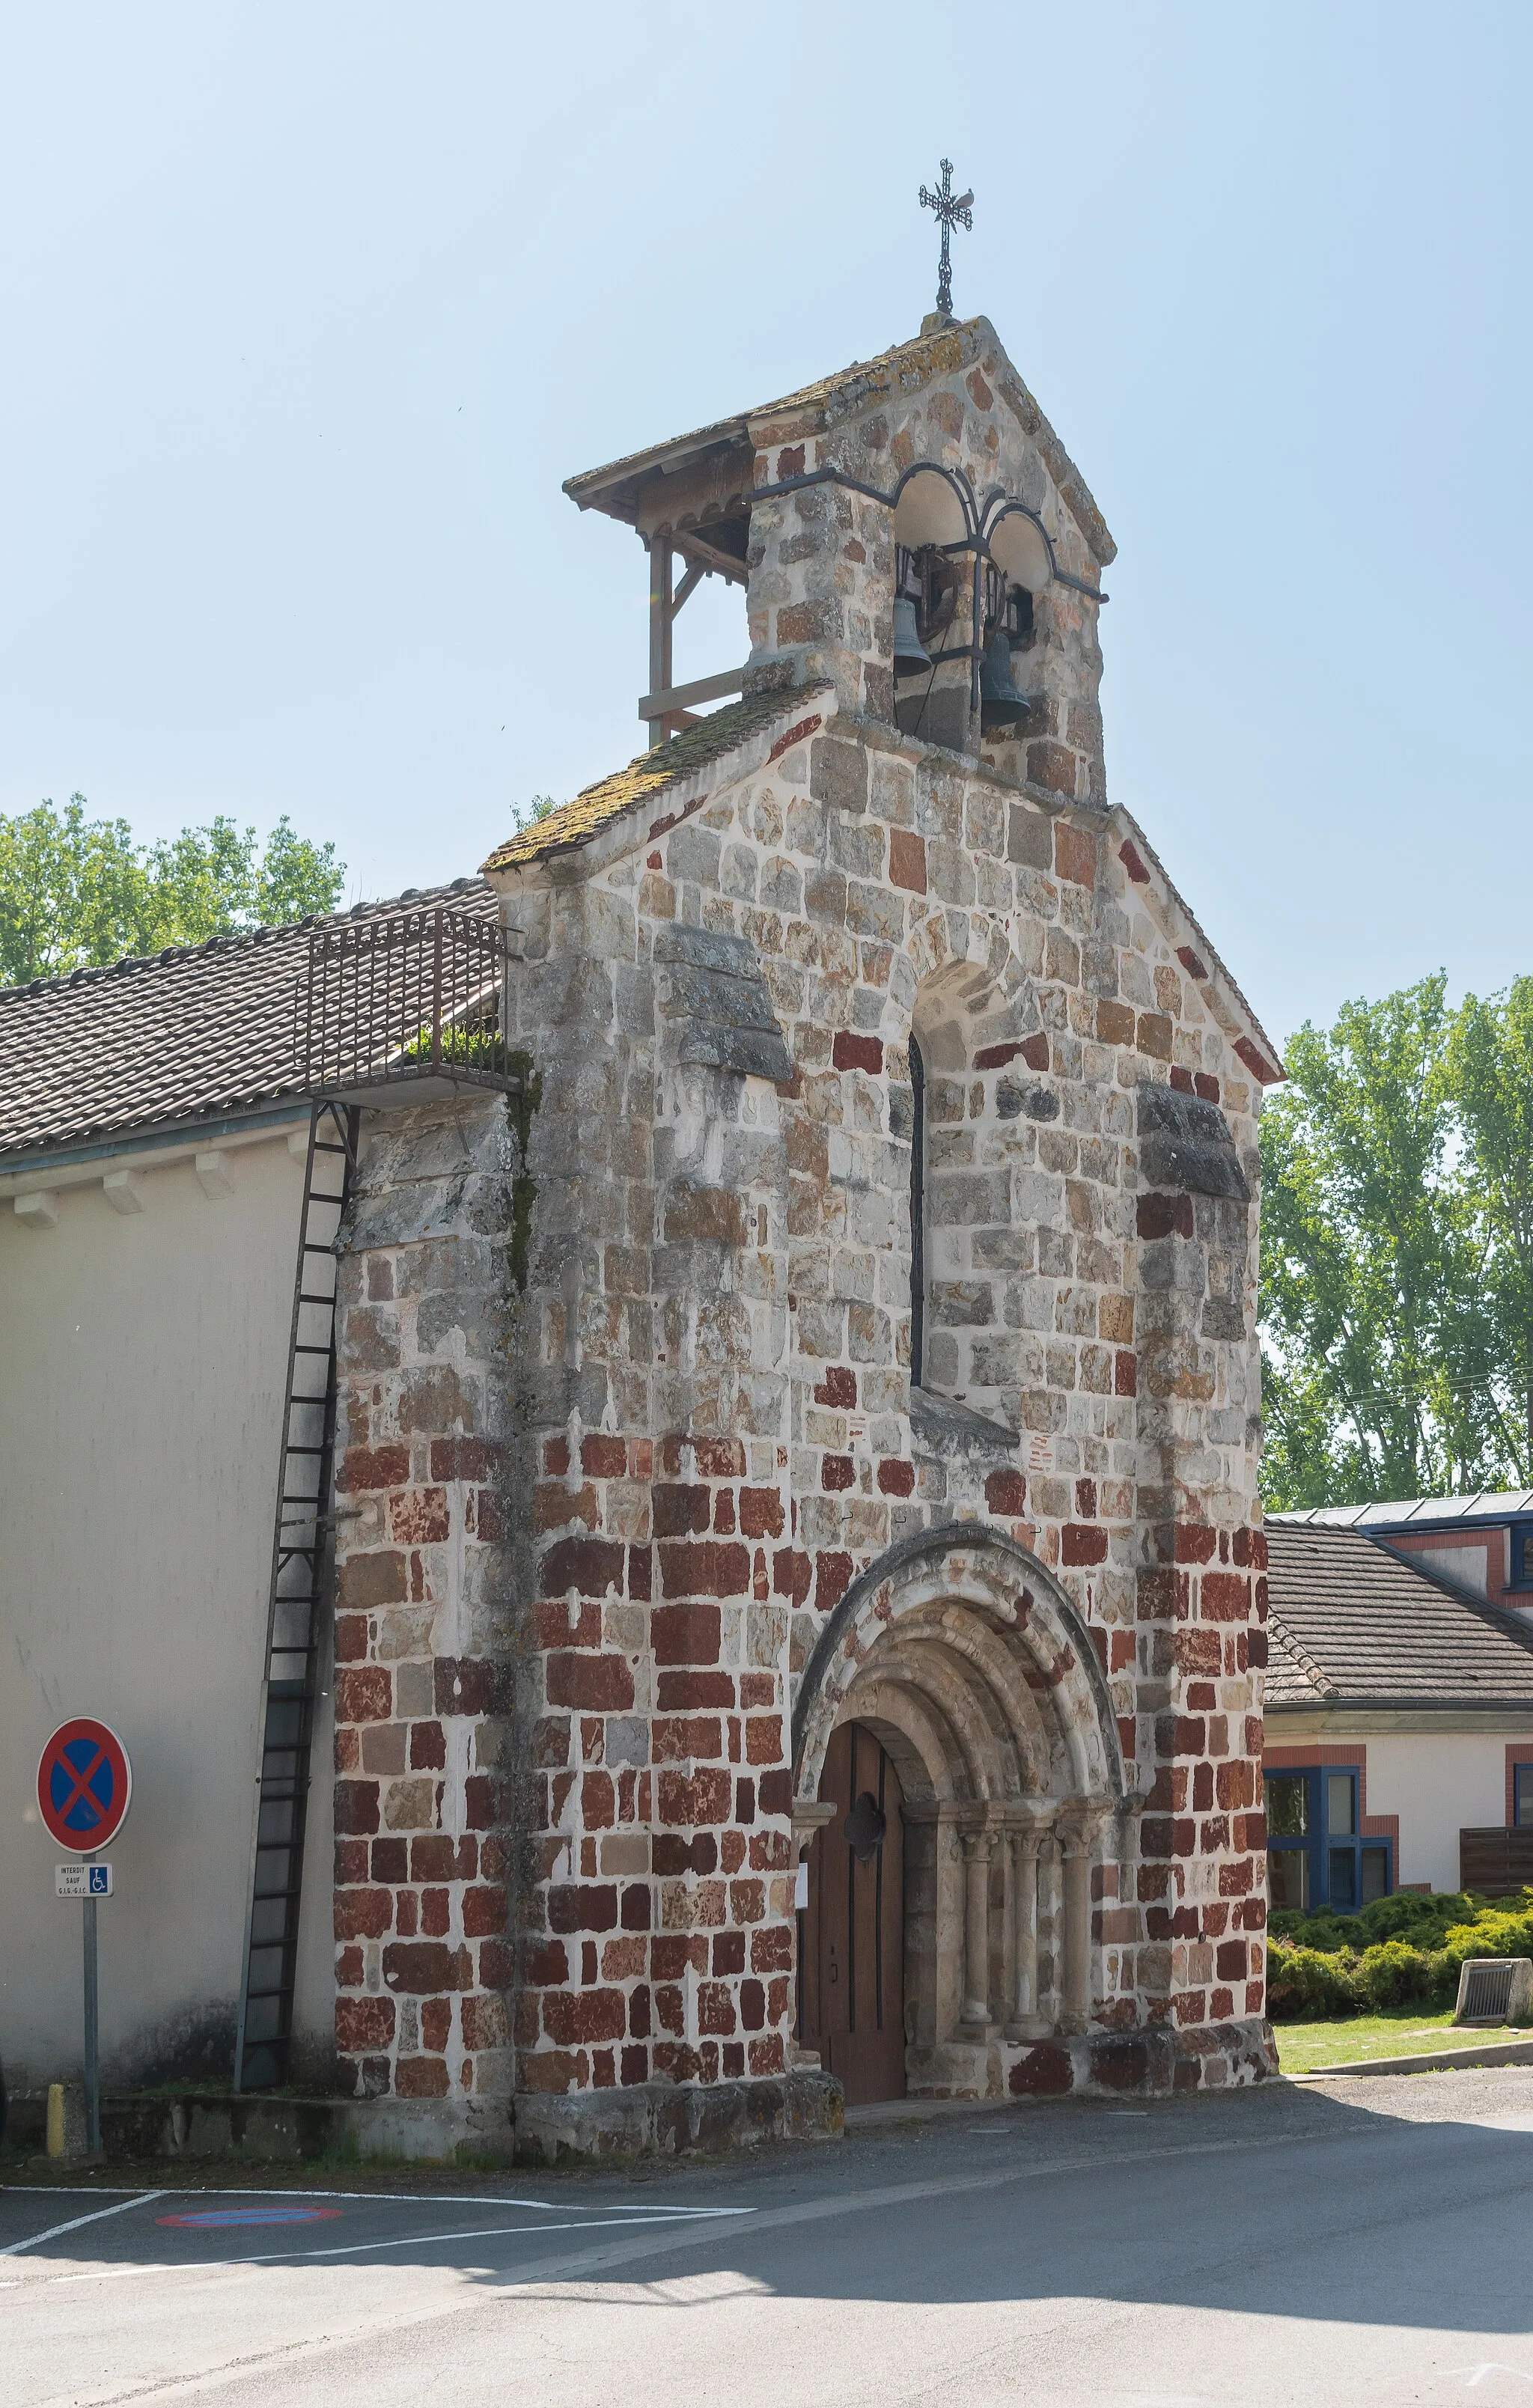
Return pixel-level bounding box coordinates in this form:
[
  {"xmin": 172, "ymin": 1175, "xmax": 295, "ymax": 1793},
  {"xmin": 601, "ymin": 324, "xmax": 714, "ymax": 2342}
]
[{"xmin": 563, "ymin": 183, "xmax": 1115, "ymax": 805}]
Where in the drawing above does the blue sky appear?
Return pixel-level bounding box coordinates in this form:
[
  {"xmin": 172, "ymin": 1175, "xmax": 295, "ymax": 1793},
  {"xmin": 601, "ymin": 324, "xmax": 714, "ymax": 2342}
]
[{"xmin": 3, "ymin": 2, "xmax": 1528, "ymax": 1051}]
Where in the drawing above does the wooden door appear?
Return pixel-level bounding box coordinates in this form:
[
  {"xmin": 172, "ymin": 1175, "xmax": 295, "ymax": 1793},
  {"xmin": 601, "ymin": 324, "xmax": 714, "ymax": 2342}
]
[{"xmin": 800, "ymin": 1721, "xmax": 905, "ymax": 2106}]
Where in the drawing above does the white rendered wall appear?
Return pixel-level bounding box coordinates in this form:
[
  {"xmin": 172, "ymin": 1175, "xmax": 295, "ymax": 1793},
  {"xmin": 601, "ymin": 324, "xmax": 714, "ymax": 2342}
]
[
  {"xmin": 0, "ymin": 1128, "xmax": 337, "ymax": 2089},
  {"xmin": 1299, "ymin": 1731, "xmax": 1517, "ymax": 1895}
]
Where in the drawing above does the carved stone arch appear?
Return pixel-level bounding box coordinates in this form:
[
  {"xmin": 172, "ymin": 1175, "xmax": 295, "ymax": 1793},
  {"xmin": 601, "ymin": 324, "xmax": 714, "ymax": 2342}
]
[
  {"xmin": 791, "ymin": 1524, "xmax": 1130, "ymax": 2093},
  {"xmin": 792, "ymin": 1522, "xmax": 1126, "ymax": 1805}
]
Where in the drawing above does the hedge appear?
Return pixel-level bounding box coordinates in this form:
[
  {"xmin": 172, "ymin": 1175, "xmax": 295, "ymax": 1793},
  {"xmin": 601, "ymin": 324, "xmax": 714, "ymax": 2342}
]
[{"xmin": 1265, "ymin": 1889, "xmax": 1533, "ymax": 2022}]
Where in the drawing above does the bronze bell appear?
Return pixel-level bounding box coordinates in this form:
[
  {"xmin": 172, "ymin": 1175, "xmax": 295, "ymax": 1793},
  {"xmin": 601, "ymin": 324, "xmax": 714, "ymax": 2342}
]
[
  {"xmin": 893, "ymin": 595, "xmax": 933, "ymax": 677},
  {"xmin": 979, "ymin": 625, "xmax": 1031, "ymax": 728}
]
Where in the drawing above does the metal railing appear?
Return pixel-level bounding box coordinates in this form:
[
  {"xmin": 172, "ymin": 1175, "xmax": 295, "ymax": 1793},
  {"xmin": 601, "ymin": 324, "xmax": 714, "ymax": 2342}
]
[{"xmin": 296, "ymin": 905, "xmax": 517, "ymax": 1097}]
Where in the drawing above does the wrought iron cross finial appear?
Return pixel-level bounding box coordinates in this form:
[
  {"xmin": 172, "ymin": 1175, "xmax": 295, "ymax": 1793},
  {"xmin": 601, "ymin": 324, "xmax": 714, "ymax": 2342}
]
[{"xmin": 918, "ymin": 158, "xmax": 973, "ymax": 321}]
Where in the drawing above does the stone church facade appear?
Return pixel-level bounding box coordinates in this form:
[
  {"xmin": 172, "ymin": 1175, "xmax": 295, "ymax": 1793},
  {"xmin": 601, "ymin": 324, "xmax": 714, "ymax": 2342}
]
[{"xmin": 326, "ymin": 311, "xmax": 1284, "ymax": 2155}]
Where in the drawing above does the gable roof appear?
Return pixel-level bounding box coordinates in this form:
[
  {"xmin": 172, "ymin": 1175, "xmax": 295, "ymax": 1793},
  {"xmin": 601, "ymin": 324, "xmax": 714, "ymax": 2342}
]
[
  {"xmin": 1264, "ymin": 1519, "xmax": 1533, "ymax": 1710},
  {"xmin": 481, "ymin": 689, "xmax": 827, "ymax": 877},
  {"xmin": 0, "ymin": 880, "xmax": 499, "ymax": 1166},
  {"xmin": 564, "ymin": 316, "xmax": 1115, "ymax": 569}
]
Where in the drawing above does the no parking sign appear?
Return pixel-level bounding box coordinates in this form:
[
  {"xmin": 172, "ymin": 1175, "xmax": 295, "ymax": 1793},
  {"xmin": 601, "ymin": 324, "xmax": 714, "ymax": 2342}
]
[{"xmin": 37, "ymin": 1718, "xmax": 132, "ymax": 1854}]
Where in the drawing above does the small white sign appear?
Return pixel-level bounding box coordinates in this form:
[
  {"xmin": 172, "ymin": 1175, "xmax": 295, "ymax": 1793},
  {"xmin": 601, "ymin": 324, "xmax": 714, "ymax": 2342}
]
[
  {"xmin": 794, "ymin": 1859, "xmax": 809, "ymax": 1910},
  {"xmin": 56, "ymin": 1862, "xmax": 112, "ymax": 1898}
]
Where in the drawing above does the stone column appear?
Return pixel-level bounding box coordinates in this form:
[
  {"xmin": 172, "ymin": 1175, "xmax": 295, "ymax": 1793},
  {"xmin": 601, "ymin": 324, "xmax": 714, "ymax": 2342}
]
[
  {"xmin": 1037, "ymin": 1832, "xmax": 1063, "ymax": 2028},
  {"xmin": 1005, "ymin": 1815, "xmax": 1052, "ymax": 2040},
  {"xmin": 961, "ymin": 1831, "xmax": 993, "ymax": 2026},
  {"xmin": 1059, "ymin": 1808, "xmax": 1103, "ymax": 2034}
]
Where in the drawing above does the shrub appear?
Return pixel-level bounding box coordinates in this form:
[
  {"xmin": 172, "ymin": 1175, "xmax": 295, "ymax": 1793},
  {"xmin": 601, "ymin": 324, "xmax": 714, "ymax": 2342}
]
[
  {"xmin": 1266, "ymin": 1942, "xmax": 1360, "ymax": 2020},
  {"xmin": 1353, "ymin": 1939, "xmax": 1451, "ymax": 2011}
]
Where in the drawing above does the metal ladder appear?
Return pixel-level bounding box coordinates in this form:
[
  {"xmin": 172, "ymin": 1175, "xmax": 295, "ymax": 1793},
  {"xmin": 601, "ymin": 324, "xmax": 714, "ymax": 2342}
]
[{"xmin": 233, "ymin": 1100, "xmax": 357, "ymax": 2091}]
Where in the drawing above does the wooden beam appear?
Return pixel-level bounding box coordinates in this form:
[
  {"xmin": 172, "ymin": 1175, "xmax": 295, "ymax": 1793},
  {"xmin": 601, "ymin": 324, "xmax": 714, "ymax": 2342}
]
[
  {"xmin": 671, "ymin": 560, "xmax": 707, "ymax": 618},
  {"xmin": 647, "ymin": 537, "xmax": 672, "ymax": 749},
  {"xmin": 672, "ymin": 528, "xmax": 749, "ymax": 588},
  {"xmin": 638, "ymin": 665, "xmax": 747, "ymax": 722}
]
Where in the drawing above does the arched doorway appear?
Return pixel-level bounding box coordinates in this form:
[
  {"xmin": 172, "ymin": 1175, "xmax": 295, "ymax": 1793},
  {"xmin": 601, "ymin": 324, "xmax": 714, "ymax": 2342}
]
[
  {"xmin": 792, "ymin": 1528, "xmax": 1127, "ymax": 2100},
  {"xmin": 799, "ymin": 1721, "xmax": 906, "ymax": 2106}
]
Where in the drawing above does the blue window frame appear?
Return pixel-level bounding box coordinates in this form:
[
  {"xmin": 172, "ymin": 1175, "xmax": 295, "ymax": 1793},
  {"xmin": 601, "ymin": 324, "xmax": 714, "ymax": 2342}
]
[
  {"xmin": 1511, "ymin": 1525, "xmax": 1533, "ymax": 1591},
  {"xmin": 1266, "ymin": 1766, "xmax": 1392, "ymax": 1912}
]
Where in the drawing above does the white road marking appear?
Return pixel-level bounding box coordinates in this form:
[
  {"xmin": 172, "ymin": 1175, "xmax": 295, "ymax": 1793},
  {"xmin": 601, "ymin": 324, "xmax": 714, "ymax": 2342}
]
[
  {"xmin": 1, "ymin": 2191, "xmax": 165, "ymax": 2258},
  {"xmin": 25, "ymin": 2208, "xmax": 758, "ymax": 2287}
]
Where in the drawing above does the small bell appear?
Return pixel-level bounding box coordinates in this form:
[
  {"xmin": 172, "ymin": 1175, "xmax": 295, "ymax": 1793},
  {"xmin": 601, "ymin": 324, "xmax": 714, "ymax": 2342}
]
[
  {"xmin": 979, "ymin": 625, "xmax": 1031, "ymax": 728},
  {"xmin": 893, "ymin": 595, "xmax": 933, "ymax": 677}
]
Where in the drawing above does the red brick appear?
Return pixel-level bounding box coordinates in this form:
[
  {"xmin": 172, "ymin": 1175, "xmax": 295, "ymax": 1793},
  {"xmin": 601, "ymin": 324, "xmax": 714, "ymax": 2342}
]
[
  {"xmin": 658, "ymin": 1766, "xmax": 732, "ymax": 1827},
  {"xmin": 889, "ymin": 829, "xmax": 926, "ymax": 893},
  {"xmin": 383, "ymin": 1941, "xmax": 464, "ymax": 1994},
  {"xmin": 1138, "ymin": 1192, "xmax": 1194, "ymax": 1240},
  {"xmin": 396, "ymin": 2054, "xmax": 451, "ymax": 2097},
  {"xmin": 697, "ymin": 1981, "xmax": 737, "ymax": 2036},
  {"xmin": 773, "ymin": 1547, "xmax": 812, "ymax": 1603},
  {"xmin": 814, "ymin": 1552, "xmax": 853, "ymax": 1612},
  {"xmin": 547, "ymin": 1884, "xmax": 618, "ymax": 1934},
  {"xmin": 334, "ymin": 1613, "xmax": 369, "ymax": 1664},
  {"xmin": 421, "ymin": 1996, "xmax": 451, "ymax": 2051},
  {"xmin": 581, "ymin": 1433, "xmax": 628, "ymax": 1478},
  {"xmin": 463, "ymin": 1885, "xmax": 507, "ymax": 1937},
  {"xmin": 832, "ymin": 1030, "xmax": 883, "ymax": 1076},
  {"xmin": 814, "ymin": 1364, "xmax": 857, "ymax": 1407},
  {"xmin": 409, "ymin": 1719, "xmax": 447, "ymax": 1770},
  {"xmin": 334, "ymin": 1887, "xmax": 392, "ymax": 1940},
  {"xmin": 821, "ymin": 1454, "xmax": 854, "ymax": 1491},
  {"xmin": 389, "ymin": 1487, "xmax": 451, "ymax": 1544},
  {"xmin": 334, "ymin": 1779, "xmax": 380, "ymax": 1836},
  {"xmin": 758, "ymin": 1770, "xmax": 793, "ymax": 1817},
  {"xmin": 745, "ymin": 1715, "xmax": 783, "ymax": 1765},
  {"xmin": 739, "ymin": 1487, "xmax": 784, "ymax": 1538},
  {"xmin": 335, "ymin": 1996, "xmax": 395, "ymax": 2052},
  {"xmin": 539, "ymin": 1535, "xmax": 626, "ymax": 1600},
  {"xmin": 519, "ymin": 2048, "xmax": 588, "ymax": 2094},
  {"xmin": 1118, "ymin": 837, "xmax": 1150, "ymax": 883},
  {"xmin": 339, "ymin": 1444, "xmax": 410, "ymax": 1494},
  {"xmin": 1055, "ymin": 823, "xmax": 1097, "ymax": 886},
  {"xmin": 879, "ymin": 1459, "xmax": 915, "ymax": 1496},
  {"xmin": 1201, "ymin": 1571, "xmax": 1252, "ymax": 1622},
  {"xmin": 1062, "ymin": 1523, "xmax": 1109, "ymax": 1567},
  {"xmin": 1115, "ymin": 1350, "xmax": 1137, "ymax": 1396},
  {"xmin": 657, "ymin": 1668, "xmax": 734, "ymax": 1709},
  {"xmin": 547, "ymin": 1652, "xmax": 636, "ymax": 1711},
  {"xmin": 543, "ymin": 1988, "xmax": 627, "ymax": 2045},
  {"xmin": 430, "ymin": 1436, "xmax": 497, "ymax": 1483},
  {"xmin": 653, "ymin": 1482, "xmax": 710, "ymax": 1537},
  {"xmin": 658, "ymin": 1540, "xmax": 750, "ymax": 1600},
  {"xmin": 409, "ymin": 1835, "xmax": 475, "ymax": 1882},
  {"xmin": 336, "ymin": 1665, "xmax": 392, "ymax": 1725},
  {"xmin": 986, "ymin": 1469, "xmax": 1028, "ymax": 1515},
  {"xmin": 652, "ymin": 1601, "xmax": 722, "ymax": 1665}
]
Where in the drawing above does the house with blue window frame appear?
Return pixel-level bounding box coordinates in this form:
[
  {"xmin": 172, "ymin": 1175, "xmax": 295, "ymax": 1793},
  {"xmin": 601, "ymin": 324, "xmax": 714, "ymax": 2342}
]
[{"xmin": 1266, "ymin": 1513, "xmax": 1533, "ymax": 1905}]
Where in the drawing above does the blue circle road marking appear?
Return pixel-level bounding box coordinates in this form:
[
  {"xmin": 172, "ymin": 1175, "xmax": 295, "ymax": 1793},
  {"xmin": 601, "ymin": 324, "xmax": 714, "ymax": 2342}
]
[{"xmin": 156, "ymin": 2207, "xmax": 344, "ymax": 2229}]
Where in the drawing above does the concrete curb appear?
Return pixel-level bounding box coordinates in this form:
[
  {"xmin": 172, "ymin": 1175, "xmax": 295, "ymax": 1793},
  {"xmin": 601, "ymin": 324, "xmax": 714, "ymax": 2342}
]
[{"xmin": 1288, "ymin": 2035, "xmax": 1533, "ymax": 2082}]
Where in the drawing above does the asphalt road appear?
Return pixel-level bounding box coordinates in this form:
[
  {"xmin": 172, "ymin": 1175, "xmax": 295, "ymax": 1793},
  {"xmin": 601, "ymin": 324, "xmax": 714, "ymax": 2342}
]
[{"xmin": 7, "ymin": 2067, "xmax": 1533, "ymax": 2407}]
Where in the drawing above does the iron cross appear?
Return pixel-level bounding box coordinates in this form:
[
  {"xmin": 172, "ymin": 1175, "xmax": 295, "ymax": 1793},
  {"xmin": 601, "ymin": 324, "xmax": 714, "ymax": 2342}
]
[{"xmin": 918, "ymin": 159, "xmax": 973, "ymax": 320}]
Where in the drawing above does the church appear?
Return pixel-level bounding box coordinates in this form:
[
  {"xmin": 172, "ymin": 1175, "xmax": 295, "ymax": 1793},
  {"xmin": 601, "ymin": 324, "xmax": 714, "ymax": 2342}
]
[{"xmin": 0, "ymin": 258, "xmax": 1282, "ymax": 2156}]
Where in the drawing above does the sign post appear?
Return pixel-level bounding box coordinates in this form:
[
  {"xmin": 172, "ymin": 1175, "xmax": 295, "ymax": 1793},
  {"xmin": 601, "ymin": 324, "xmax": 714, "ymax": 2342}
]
[{"xmin": 37, "ymin": 1721, "xmax": 132, "ymax": 2157}]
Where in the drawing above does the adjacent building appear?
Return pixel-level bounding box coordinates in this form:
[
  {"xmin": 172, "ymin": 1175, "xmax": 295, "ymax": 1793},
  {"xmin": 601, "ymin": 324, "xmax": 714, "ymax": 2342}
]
[{"xmin": 1266, "ymin": 1510, "xmax": 1533, "ymax": 1903}]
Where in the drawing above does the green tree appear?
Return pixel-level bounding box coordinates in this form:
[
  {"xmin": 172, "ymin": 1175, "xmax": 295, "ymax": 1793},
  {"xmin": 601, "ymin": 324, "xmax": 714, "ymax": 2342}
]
[
  {"xmin": 1445, "ymin": 977, "xmax": 1533, "ymax": 1472},
  {"xmin": 1258, "ymin": 975, "xmax": 1499, "ymax": 1507},
  {"xmin": 0, "ymin": 796, "xmax": 345, "ymax": 987}
]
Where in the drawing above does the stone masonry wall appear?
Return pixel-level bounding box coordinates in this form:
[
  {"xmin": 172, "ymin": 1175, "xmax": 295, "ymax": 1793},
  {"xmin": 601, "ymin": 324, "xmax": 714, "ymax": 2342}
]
[
  {"xmin": 328, "ymin": 1099, "xmax": 519, "ymax": 2121},
  {"xmin": 490, "ymin": 692, "xmax": 1279, "ymax": 2122}
]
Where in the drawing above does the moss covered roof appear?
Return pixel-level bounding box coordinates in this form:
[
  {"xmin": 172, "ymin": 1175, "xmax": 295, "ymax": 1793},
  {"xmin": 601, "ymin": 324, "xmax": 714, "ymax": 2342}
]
[{"xmin": 481, "ymin": 692, "xmax": 811, "ymax": 874}]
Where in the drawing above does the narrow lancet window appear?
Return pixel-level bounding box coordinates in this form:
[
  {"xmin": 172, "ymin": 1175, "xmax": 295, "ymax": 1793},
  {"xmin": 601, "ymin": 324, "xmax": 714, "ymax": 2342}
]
[{"xmin": 909, "ymin": 1033, "xmax": 926, "ymax": 1385}]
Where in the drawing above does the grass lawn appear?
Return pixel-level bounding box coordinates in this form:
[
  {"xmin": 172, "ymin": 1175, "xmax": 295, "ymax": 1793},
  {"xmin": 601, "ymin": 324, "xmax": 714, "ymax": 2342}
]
[{"xmin": 1274, "ymin": 2011, "xmax": 1505, "ymax": 2073}]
